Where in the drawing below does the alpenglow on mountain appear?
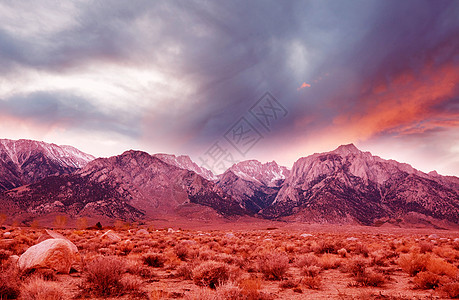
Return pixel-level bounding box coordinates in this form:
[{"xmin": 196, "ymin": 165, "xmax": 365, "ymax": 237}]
[
  {"xmin": 0, "ymin": 140, "xmax": 457, "ymax": 226},
  {"xmin": 0, "ymin": 139, "xmax": 95, "ymax": 191}
]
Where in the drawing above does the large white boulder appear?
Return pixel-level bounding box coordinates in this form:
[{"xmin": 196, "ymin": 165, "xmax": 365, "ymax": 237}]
[
  {"xmin": 18, "ymin": 238, "xmax": 78, "ymax": 274},
  {"xmin": 100, "ymin": 230, "xmax": 121, "ymax": 242}
]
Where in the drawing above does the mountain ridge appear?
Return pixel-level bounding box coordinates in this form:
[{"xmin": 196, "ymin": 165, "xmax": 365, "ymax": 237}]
[
  {"xmin": 0, "ymin": 139, "xmax": 457, "ymax": 226},
  {"xmin": 0, "ymin": 139, "xmax": 95, "ymax": 191},
  {"xmin": 259, "ymin": 144, "xmax": 459, "ymax": 224}
]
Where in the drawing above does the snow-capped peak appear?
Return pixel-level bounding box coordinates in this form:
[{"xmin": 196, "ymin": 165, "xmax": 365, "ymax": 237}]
[
  {"xmin": 0, "ymin": 139, "xmax": 95, "ymax": 168},
  {"xmin": 153, "ymin": 153, "xmax": 217, "ymax": 181},
  {"xmin": 227, "ymin": 159, "xmax": 289, "ymax": 186}
]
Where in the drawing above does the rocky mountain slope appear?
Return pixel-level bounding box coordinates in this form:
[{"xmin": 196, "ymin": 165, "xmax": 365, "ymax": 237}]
[
  {"xmin": 217, "ymin": 160, "xmax": 289, "ymax": 213},
  {"xmin": 153, "ymin": 153, "xmax": 216, "ymax": 181},
  {"xmin": 0, "ymin": 139, "xmax": 94, "ymax": 191},
  {"xmin": 260, "ymin": 144, "xmax": 459, "ymax": 225},
  {"xmin": 0, "ymin": 140, "xmax": 458, "ymax": 226},
  {"xmin": 0, "ymin": 150, "xmax": 246, "ymax": 222}
]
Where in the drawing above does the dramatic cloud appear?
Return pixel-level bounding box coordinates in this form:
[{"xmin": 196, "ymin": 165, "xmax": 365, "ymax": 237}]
[{"xmin": 0, "ymin": 0, "xmax": 458, "ymax": 175}]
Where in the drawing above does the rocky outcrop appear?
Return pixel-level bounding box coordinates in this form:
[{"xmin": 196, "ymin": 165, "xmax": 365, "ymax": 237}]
[{"xmin": 18, "ymin": 238, "xmax": 78, "ymax": 273}]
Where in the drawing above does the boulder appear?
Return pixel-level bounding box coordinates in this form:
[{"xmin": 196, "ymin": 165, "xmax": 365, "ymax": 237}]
[
  {"xmin": 18, "ymin": 238, "xmax": 78, "ymax": 273},
  {"xmin": 101, "ymin": 230, "xmax": 121, "ymax": 242},
  {"xmin": 136, "ymin": 229, "xmax": 149, "ymax": 236},
  {"xmin": 45, "ymin": 229, "xmax": 67, "ymax": 240},
  {"xmin": 9, "ymin": 254, "xmax": 19, "ymax": 265},
  {"xmin": 37, "ymin": 230, "xmax": 78, "ymax": 253}
]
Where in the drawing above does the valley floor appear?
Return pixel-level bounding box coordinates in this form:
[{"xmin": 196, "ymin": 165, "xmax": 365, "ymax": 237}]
[{"xmin": 1, "ymin": 223, "xmax": 458, "ymax": 299}]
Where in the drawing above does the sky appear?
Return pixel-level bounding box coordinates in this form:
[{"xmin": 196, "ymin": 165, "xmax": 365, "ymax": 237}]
[{"xmin": 0, "ymin": 0, "xmax": 458, "ymax": 176}]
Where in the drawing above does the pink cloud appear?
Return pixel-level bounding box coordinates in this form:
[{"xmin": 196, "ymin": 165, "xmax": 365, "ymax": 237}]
[{"xmin": 297, "ymin": 82, "xmax": 311, "ymax": 90}]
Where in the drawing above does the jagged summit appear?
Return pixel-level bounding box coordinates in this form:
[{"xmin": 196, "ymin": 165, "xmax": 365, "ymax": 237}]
[
  {"xmin": 332, "ymin": 143, "xmax": 361, "ymax": 155},
  {"xmin": 226, "ymin": 160, "xmax": 289, "ymax": 186},
  {"xmin": 217, "ymin": 159, "xmax": 288, "ymax": 213},
  {"xmin": 154, "ymin": 153, "xmax": 216, "ymax": 181},
  {"xmin": 0, "ymin": 139, "xmax": 94, "ymax": 168},
  {"xmin": 0, "ymin": 139, "xmax": 95, "ymax": 191},
  {"xmin": 261, "ymin": 143, "xmax": 459, "ymax": 224}
]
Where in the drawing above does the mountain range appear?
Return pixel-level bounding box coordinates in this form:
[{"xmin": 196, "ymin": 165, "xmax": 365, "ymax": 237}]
[
  {"xmin": 0, "ymin": 139, "xmax": 94, "ymax": 192},
  {"xmin": 0, "ymin": 139, "xmax": 458, "ymax": 227}
]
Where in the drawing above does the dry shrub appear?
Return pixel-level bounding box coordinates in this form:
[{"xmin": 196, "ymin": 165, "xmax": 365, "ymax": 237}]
[
  {"xmin": 370, "ymin": 250, "xmax": 390, "ymax": 267},
  {"xmin": 9, "ymin": 234, "xmax": 33, "ymax": 255},
  {"xmin": 215, "ymin": 253, "xmax": 237, "ymax": 265},
  {"xmin": 0, "ymin": 263, "xmax": 21, "ymax": 299},
  {"xmin": 199, "ymin": 250, "xmax": 216, "ymax": 261},
  {"xmin": 0, "ymin": 249, "xmax": 12, "ymax": 261},
  {"xmin": 427, "ymin": 257, "xmax": 458, "ymax": 278},
  {"xmin": 193, "ymin": 261, "xmax": 231, "ymax": 289},
  {"xmin": 126, "ymin": 260, "xmax": 156, "ymax": 279},
  {"xmin": 216, "ymin": 282, "xmax": 241, "ymax": 299},
  {"xmin": 355, "ymin": 270, "xmax": 386, "ymax": 287},
  {"xmin": 319, "ymin": 254, "xmax": 341, "ymax": 270},
  {"xmin": 354, "ymin": 243, "xmax": 370, "ymax": 257},
  {"xmin": 279, "ymin": 279, "xmax": 299, "ymax": 289},
  {"xmin": 176, "ymin": 263, "xmax": 194, "ymax": 280},
  {"xmin": 434, "ymin": 246, "xmax": 457, "ymax": 261},
  {"xmin": 216, "ymin": 278, "xmax": 274, "ymax": 300},
  {"xmin": 175, "ymin": 242, "xmax": 190, "ymax": 261},
  {"xmin": 302, "ymin": 275, "xmax": 322, "ymax": 289},
  {"xmin": 284, "ymin": 243, "xmax": 297, "ymax": 254},
  {"xmin": 239, "ymin": 277, "xmax": 262, "ymax": 298},
  {"xmin": 295, "ymin": 254, "xmax": 319, "ymax": 268},
  {"xmin": 164, "ymin": 251, "xmax": 182, "ymax": 270},
  {"xmin": 21, "ymin": 277, "xmax": 68, "ymax": 300},
  {"xmin": 116, "ymin": 241, "xmax": 133, "ymax": 256},
  {"xmin": 398, "ymin": 253, "xmax": 430, "ymax": 276},
  {"xmin": 119, "ymin": 274, "xmax": 143, "ymax": 294},
  {"xmin": 453, "ymin": 240, "xmax": 459, "ymax": 251},
  {"xmin": 302, "ymin": 265, "xmax": 322, "ymax": 277},
  {"xmin": 440, "ymin": 282, "xmax": 459, "ymax": 298},
  {"xmin": 22, "ymin": 268, "xmax": 58, "ymax": 281},
  {"xmin": 258, "ymin": 252, "xmax": 289, "ymax": 280},
  {"xmin": 142, "ymin": 253, "xmax": 166, "ymax": 268},
  {"xmin": 345, "ymin": 257, "xmax": 385, "ymax": 287},
  {"xmin": 84, "ymin": 255, "xmax": 126, "ymax": 296},
  {"xmin": 419, "ymin": 241, "xmax": 434, "ymax": 253},
  {"xmin": 345, "ymin": 257, "xmax": 367, "ymax": 276},
  {"xmin": 413, "ymin": 271, "xmax": 441, "ymax": 289},
  {"xmin": 313, "ymin": 240, "xmax": 341, "ymax": 254}
]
